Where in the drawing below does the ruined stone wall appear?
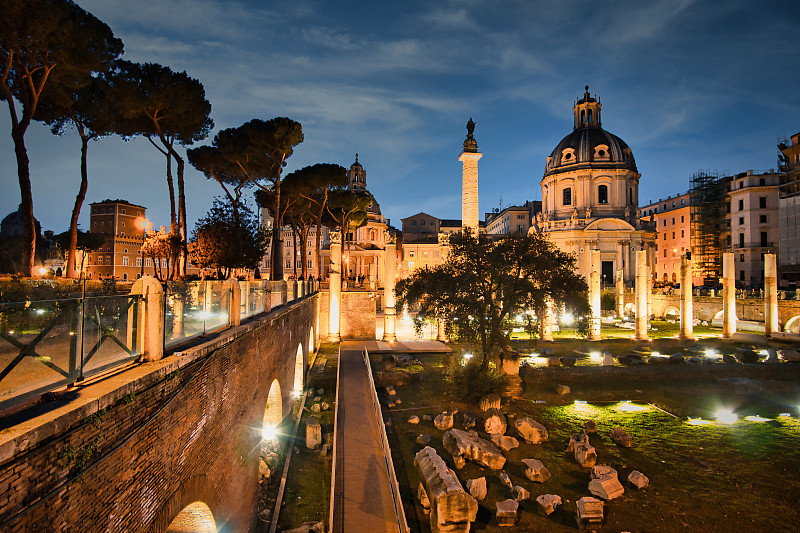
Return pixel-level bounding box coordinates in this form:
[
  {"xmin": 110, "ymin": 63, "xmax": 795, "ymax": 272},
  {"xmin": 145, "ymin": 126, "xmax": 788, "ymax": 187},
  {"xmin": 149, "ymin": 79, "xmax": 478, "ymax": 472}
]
[
  {"xmin": 341, "ymin": 291, "xmax": 377, "ymax": 340},
  {"xmin": 0, "ymin": 295, "xmax": 319, "ymax": 532},
  {"xmin": 623, "ymin": 292, "xmax": 800, "ymax": 325}
]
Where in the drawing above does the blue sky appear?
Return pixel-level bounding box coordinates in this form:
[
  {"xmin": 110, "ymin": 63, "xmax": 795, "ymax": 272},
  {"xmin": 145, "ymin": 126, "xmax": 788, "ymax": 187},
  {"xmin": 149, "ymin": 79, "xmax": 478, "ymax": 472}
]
[{"xmin": 2, "ymin": 0, "xmax": 799, "ymax": 233}]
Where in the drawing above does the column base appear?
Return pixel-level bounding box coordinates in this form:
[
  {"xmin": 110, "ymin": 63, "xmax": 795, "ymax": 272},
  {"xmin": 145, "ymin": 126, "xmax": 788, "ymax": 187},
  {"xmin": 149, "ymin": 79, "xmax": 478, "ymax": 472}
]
[
  {"xmin": 328, "ymin": 333, "xmax": 341, "ymax": 343},
  {"xmin": 382, "ymin": 333, "xmax": 397, "ymax": 343}
]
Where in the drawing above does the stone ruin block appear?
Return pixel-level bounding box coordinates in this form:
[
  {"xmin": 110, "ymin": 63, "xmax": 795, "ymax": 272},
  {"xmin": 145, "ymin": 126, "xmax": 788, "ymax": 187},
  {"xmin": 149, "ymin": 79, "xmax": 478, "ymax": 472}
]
[
  {"xmin": 556, "ymin": 384, "xmax": 571, "ymax": 395},
  {"xmin": 522, "ymin": 458, "xmax": 551, "ymax": 483},
  {"xmin": 484, "ymin": 408, "xmax": 507, "ymax": 435},
  {"xmin": 479, "ymin": 393, "xmax": 501, "ymax": 412},
  {"xmin": 490, "ymin": 434, "xmax": 520, "ymax": 451},
  {"xmin": 536, "ymin": 494, "xmax": 562, "ymax": 516},
  {"xmin": 386, "ymin": 385, "xmax": 396, "ymax": 396},
  {"xmin": 408, "ymin": 415, "xmax": 420, "ymax": 424},
  {"xmin": 415, "ymin": 446, "xmax": 478, "ymax": 533},
  {"xmin": 512, "ymin": 485, "xmax": 530, "ymax": 501},
  {"xmin": 584, "ymin": 420, "xmax": 597, "ymax": 434},
  {"xmin": 496, "ymin": 499, "xmax": 519, "ymax": 527},
  {"xmin": 547, "ymin": 356, "xmax": 561, "ymax": 367},
  {"xmin": 466, "ymin": 477, "xmax": 487, "ymax": 501},
  {"xmin": 588, "ymin": 476, "xmax": 624, "ymax": 500},
  {"xmin": 576, "ymin": 496, "xmax": 604, "ymax": 530},
  {"xmin": 305, "ymin": 417, "xmax": 322, "ymax": 449},
  {"xmin": 590, "ymin": 465, "xmax": 618, "ymax": 480},
  {"xmin": 435, "ymin": 410, "xmax": 457, "ymax": 430},
  {"xmin": 499, "ymin": 472, "xmax": 513, "ymax": 488},
  {"xmin": 567, "ymin": 432, "xmax": 590, "ymax": 452},
  {"xmin": 515, "ymin": 417, "xmax": 548, "ymax": 444},
  {"xmin": 610, "ymin": 427, "xmax": 632, "ymax": 448},
  {"xmin": 452, "ymin": 454, "xmax": 465, "ymax": 469},
  {"xmin": 574, "ymin": 443, "xmax": 597, "ymax": 468},
  {"xmin": 443, "ymin": 429, "xmax": 506, "ymax": 470},
  {"xmin": 628, "ymin": 470, "xmax": 649, "ymax": 489},
  {"xmin": 603, "ymin": 352, "xmax": 614, "ymax": 366},
  {"xmin": 418, "ymin": 482, "xmax": 431, "ymax": 510}
]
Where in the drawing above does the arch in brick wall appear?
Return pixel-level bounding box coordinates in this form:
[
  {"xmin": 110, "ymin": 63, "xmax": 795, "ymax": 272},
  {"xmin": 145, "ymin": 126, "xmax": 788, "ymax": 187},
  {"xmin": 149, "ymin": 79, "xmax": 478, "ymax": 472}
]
[
  {"xmin": 785, "ymin": 315, "xmax": 800, "ymax": 334},
  {"xmin": 663, "ymin": 305, "xmax": 679, "ymax": 319},
  {"xmin": 293, "ymin": 344, "xmax": 304, "ymax": 392},
  {"xmin": 165, "ymin": 501, "xmax": 216, "ymax": 532},
  {"xmin": 149, "ymin": 475, "xmax": 222, "ymax": 533},
  {"xmin": 624, "ymin": 303, "xmax": 635, "ymax": 316},
  {"xmin": 264, "ymin": 379, "xmax": 283, "ymax": 425},
  {"xmin": 308, "ymin": 326, "xmax": 316, "ymax": 358}
]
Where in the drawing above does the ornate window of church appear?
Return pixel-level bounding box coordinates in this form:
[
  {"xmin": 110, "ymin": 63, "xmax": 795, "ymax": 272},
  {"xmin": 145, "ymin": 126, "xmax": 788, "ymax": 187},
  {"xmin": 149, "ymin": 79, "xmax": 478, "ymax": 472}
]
[
  {"xmin": 561, "ymin": 148, "xmax": 575, "ymax": 163},
  {"xmin": 563, "ymin": 188, "xmax": 572, "ymax": 206},
  {"xmin": 598, "ymin": 185, "xmax": 608, "ymax": 204},
  {"xmin": 594, "ymin": 144, "xmax": 610, "ymax": 161}
]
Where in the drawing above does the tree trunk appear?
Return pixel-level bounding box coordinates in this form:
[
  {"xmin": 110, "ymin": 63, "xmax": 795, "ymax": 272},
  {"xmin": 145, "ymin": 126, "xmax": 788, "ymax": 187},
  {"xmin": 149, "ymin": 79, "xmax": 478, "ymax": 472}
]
[
  {"xmin": 12, "ymin": 126, "xmax": 35, "ymax": 277},
  {"xmin": 175, "ymin": 152, "xmax": 188, "ymax": 277},
  {"xmin": 165, "ymin": 152, "xmax": 177, "ymax": 227},
  {"xmin": 271, "ymin": 183, "xmax": 283, "ymax": 280},
  {"xmin": 67, "ymin": 135, "xmax": 91, "ymax": 279}
]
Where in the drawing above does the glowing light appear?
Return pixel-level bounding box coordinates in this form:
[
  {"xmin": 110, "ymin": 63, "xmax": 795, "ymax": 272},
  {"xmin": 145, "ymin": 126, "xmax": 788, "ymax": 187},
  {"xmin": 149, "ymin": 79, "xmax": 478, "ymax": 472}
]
[
  {"xmin": 687, "ymin": 417, "xmax": 713, "ymax": 426},
  {"xmin": 8, "ymin": 331, "xmax": 14, "ymax": 335},
  {"xmin": 759, "ymin": 349, "xmax": 769, "ymax": 356},
  {"xmin": 745, "ymin": 415, "xmax": 770, "ymax": 423},
  {"xmin": 715, "ymin": 409, "xmax": 738, "ymax": 424},
  {"xmin": 574, "ymin": 400, "xmax": 587, "ymax": 404},
  {"xmin": 291, "ymin": 389, "xmax": 302, "ymax": 400},
  {"xmin": 616, "ymin": 401, "xmax": 650, "ymax": 413},
  {"xmin": 590, "ymin": 351, "xmax": 602, "ymax": 362},
  {"xmin": 462, "ymin": 352, "xmax": 474, "ymax": 362},
  {"xmin": 36, "ymin": 309, "xmax": 46, "ymax": 315},
  {"xmin": 778, "ymin": 413, "xmax": 791, "ymax": 418},
  {"xmin": 261, "ymin": 424, "xmax": 277, "ymax": 441},
  {"xmin": 561, "ymin": 313, "xmax": 574, "ymax": 325},
  {"xmin": 39, "ymin": 267, "xmax": 47, "ymax": 275}
]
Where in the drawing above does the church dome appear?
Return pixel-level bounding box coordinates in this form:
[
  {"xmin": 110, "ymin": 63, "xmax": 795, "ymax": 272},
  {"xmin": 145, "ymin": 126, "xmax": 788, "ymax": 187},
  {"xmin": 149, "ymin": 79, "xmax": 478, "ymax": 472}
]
[{"xmin": 544, "ymin": 86, "xmax": 637, "ymax": 177}]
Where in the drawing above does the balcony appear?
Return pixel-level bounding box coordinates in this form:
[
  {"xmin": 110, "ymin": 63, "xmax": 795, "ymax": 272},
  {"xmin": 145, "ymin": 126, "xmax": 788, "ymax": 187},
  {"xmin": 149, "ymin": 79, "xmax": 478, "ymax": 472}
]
[{"xmin": 733, "ymin": 242, "xmax": 774, "ymax": 249}]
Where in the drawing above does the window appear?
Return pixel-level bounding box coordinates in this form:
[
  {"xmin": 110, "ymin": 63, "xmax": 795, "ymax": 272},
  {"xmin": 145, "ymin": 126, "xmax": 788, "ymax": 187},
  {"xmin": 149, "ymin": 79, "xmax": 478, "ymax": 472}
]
[
  {"xmin": 672, "ymin": 217, "xmax": 675, "ymax": 225},
  {"xmin": 739, "ymin": 233, "xmax": 745, "ymax": 247},
  {"xmin": 122, "ymin": 257, "xmax": 129, "ymax": 266},
  {"xmin": 739, "ymin": 217, "xmax": 744, "ymax": 225},
  {"xmin": 738, "ymin": 199, "xmax": 744, "ymax": 211},
  {"xmin": 124, "ymin": 248, "xmax": 128, "ymax": 253},
  {"xmin": 409, "ymin": 251, "xmax": 415, "ymax": 258},
  {"xmin": 308, "ymin": 260, "xmax": 313, "ymax": 268},
  {"xmin": 423, "ymin": 251, "xmax": 429, "ymax": 258},
  {"xmin": 759, "ymin": 215, "xmax": 767, "ymax": 223},
  {"xmin": 740, "ymin": 270, "xmax": 745, "ymax": 281},
  {"xmin": 562, "ymin": 188, "xmax": 572, "ymax": 206},
  {"xmin": 759, "ymin": 196, "xmax": 767, "ymax": 208},
  {"xmin": 681, "ymin": 230, "xmax": 684, "ymax": 237},
  {"xmin": 680, "ymin": 215, "xmax": 684, "ymax": 223},
  {"xmin": 663, "ymin": 234, "xmax": 666, "ymax": 240},
  {"xmin": 136, "ymin": 257, "xmax": 142, "ymax": 267},
  {"xmin": 285, "ymin": 260, "xmax": 291, "ymax": 268},
  {"xmin": 740, "ymin": 254, "xmax": 744, "ymax": 262},
  {"xmin": 672, "ymin": 232, "xmax": 675, "ymax": 239},
  {"xmin": 672, "ymin": 201, "xmax": 676, "ymax": 207},
  {"xmin": 726, "ymin": 235, "xmax": 732, "ymax": 246},
  {"xmin": 759, "ymin": 178, "xmax": 765, "ymax": 186},
  {"xmin": 681, "ymin": 199, "xmax": 685, "ymax": 205},
  {"xmin": 97, "ymin": 256, "xmax": 103, "ymax": 265},
  {"xmin": 411, "ymin": 220, "xmax": 417, "ymax": 226},
  {"xmin": 663, "ymin": 249, "xmax": 667, "ymax": 258},
  {"xmin": 663, "ymin": 219, "xmax": 667, "ymax": 227},
  {"xmin": 121, "ymin": 208, "xmax": 126, "ymax": 214},
  {"xmin": 598, "ymin": 184, "xmax": 608, "ymax": 204},
  {"xmin": 145, "ymin": 258, "xmax": 152, "ymax": 267},
  {"xmin": 761, "ymin": 231, "xmax": 768, "ymax": 247},
  {"xmin": 420, "ymin": 220, "xmax": 426, "ymax": 226}
]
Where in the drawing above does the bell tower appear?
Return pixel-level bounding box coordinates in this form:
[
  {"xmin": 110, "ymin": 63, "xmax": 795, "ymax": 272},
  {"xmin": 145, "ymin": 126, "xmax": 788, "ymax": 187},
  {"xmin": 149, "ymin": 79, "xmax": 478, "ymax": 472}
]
[{"xmin": 347, "ymin": 154, "xmax": 366, "ymax": 192}]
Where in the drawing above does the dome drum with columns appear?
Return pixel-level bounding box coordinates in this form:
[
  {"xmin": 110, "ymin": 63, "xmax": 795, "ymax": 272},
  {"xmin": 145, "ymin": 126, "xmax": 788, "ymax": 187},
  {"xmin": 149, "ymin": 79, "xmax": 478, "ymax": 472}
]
[{"xmin": 534, "ymin": 87, "xmax": 657, "ymax": 286}]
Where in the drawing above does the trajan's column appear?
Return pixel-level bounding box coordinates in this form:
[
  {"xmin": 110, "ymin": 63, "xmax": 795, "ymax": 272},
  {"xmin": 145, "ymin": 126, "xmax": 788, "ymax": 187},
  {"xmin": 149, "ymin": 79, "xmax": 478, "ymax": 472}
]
[{"xmin": 459, "ymin": 117, "xmax": 482, "ymax": 233}]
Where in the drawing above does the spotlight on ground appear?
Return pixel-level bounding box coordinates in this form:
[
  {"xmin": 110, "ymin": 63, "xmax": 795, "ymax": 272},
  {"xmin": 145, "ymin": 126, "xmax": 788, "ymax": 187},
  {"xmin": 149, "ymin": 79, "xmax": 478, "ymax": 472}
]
[
  {"xmin": 616, "ymin": 400, "xmax": 649, "ymax": 413},
  {"xmin": 262, "ymin": 424, "xmax": 278, "ymax": 441},
  {"xmin": 687, "ymin": 417, "xmax": 714, "ymax": 426},
  {"xmin": 715, "ymin": 409, "xmax": 738, "ymax": 424},
  {"xmin": 745, "ymin": 415, "xmax": 770, "ymax": 423},
  {"xmin": 561, "ymin": 313, "xmax": 574, "ymax": 325}
]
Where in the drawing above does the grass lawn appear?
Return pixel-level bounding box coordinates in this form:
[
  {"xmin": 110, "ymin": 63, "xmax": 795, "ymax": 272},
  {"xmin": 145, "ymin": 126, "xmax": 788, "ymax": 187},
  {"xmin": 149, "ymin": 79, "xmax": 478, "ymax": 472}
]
[{"xmin": 377, "ymin": 344, "xmax": 800, "ymax": 532}]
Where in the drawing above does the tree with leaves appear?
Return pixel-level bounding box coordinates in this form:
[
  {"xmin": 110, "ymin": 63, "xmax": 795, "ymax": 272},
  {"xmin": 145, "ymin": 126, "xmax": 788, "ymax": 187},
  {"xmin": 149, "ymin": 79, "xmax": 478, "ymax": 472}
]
[
  {"xmin": 1, "ymin": 0, "xmax": 123, "ymax": 276},
  {"xmin": 38, "ymin": 74, "xmax": 123, "ymax": 278},
  {"xmin": 284, "ymin": 163, "xmax": 347, "ymax": 277},
  {"xmin": 208, "ymin": 118, "xmax": 303, "ymax": 281},
  {"xmin": 141, "ymin": 224, "xmax": 182, "ymax": 281},
  {"xmin": 189, "ymin": 198, "xmax": 269, "ymax": 279},
  {"xmin": 54, "ymin": 229, "xmax": 104, "ymax": 276},
  {"xmin": 323, "ymin": 189, "xmax": 373, "ymax": 262},
  {"xmin": 187, "ymin": 143, "xmax": 249, "ymax": 224},
  {"xmin": 109, "ymin": 60, "xmax": 213, "ymax": 275},
  {"xmin": 396, "ymin": 229, "xmax": 588, "ymax": 367}
]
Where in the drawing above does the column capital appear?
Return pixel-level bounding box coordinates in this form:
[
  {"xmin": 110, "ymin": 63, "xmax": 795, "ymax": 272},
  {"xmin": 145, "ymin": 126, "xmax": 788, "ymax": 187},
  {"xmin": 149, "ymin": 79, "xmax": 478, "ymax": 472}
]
[
  {"xmin": 384, "ymin": 230, "xmax": 396, "ymax": 245},
  {"xmin": 330, "ymin": 230, "xmax": 342, "ymax": 246}
]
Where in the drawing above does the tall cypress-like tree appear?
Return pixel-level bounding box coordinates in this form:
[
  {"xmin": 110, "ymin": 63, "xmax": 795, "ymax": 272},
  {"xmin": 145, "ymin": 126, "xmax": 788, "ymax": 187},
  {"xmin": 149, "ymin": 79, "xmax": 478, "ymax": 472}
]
[
  {"xmin": 109, "ymin": 60, "xmax": 213, "ymax": 277},
  {"xmin": 0, "ymin": 0, "xmax": 123, "ymax": 276}
]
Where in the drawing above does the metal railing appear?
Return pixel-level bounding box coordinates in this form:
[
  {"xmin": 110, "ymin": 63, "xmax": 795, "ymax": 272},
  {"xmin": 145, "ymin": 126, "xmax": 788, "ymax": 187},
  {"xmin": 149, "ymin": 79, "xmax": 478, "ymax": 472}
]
[
  {"xmin": 361, "ymin": 347, "xmax": 410, "ymax": 533},
  {"xmin": 0, "ymin": 294, "xmax": 141, "ymax": 409}
]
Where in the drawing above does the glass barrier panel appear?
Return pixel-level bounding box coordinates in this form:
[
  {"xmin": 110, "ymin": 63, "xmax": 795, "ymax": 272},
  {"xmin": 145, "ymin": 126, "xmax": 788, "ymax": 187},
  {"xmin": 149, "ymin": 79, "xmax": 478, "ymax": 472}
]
[{"xmin": 81, "ymin": 295, "xmax": 139, "ymax": 376}]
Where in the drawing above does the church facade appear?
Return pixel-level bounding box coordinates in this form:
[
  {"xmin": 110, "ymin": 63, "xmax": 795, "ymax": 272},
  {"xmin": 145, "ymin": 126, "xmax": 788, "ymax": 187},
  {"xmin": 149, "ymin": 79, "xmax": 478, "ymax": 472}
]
[{"xmin": 531, "ymin": 87, "xmax": 657, "ymax": 285}]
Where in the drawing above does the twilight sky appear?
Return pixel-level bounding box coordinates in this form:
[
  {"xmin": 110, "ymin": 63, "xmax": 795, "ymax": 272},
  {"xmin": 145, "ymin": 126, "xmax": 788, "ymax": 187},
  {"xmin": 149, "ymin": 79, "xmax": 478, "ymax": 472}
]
[{"xmin": 2, "ymin": 0, "xmax": 799, "ymax": 233}]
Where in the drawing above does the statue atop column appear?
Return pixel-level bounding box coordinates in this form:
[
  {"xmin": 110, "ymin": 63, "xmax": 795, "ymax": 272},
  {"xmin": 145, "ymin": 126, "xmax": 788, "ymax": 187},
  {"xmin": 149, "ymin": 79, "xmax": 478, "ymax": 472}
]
[{"xmin": 463, "ymin": 117, "xmax": 478, "ymax": 153}]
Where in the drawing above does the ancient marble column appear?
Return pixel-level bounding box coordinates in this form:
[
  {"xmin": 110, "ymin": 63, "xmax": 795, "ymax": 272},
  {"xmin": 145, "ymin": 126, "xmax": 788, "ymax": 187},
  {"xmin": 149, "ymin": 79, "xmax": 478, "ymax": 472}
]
[
  {"xmin": 635, "ymin": 250, "xmax": 649, "ymax": 341},
  {"xmin": 589, "ymin": 249, "xmax": 601, "ymax": 340},
  {"xmin": 369, "ymin": 262, "xmax": 377, "ymax": 292},
  {"xmin": 541, "ymin": 297, "xmax": 554, "ymax": 342},
  {"xmin": 722, "ymin": 252, "xmax": 736, "ymax": 337},
  {"xmin": 459, "ymin": 122, "xmax": 482, "ymax": 234},
  {"xmin": 616, "ymin": 268, "xmax": 624, "ymax": 318},
  {"xmin": 680, "ymin": 254, "xmax": 694, "ymax": 340},
  {"xmin": 328, "ymin": 230, "xmax": 342, "ymax": 342},
  {"xmin": 383, "ymin": 231, "xmax": 397, "ymax": 342},
  {"xmin": 437, "ymin": 317, "xmax": 448, "ymax": 342},
  {"xmin": 765, "ymin": 253, "xmax": 779, "ymax": 337}
]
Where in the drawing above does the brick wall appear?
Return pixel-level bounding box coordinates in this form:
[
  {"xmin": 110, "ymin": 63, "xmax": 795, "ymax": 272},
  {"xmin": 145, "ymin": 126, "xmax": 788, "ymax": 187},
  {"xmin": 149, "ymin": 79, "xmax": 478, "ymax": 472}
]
[{"xmin": 0, "ymin": 295, "xmax": 319, "ymax": 532}]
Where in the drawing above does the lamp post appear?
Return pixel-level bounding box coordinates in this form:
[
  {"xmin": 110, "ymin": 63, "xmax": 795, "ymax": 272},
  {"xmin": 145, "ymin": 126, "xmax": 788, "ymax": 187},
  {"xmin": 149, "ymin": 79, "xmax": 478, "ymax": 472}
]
[{"xmin": 137, "ymin": 217, "xmax": 152, "ymax": 278}]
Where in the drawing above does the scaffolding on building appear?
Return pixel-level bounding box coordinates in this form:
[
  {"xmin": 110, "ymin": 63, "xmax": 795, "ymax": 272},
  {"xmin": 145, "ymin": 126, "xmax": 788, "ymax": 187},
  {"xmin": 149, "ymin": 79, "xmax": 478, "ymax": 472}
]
[{"xmin": 689, "ymin": 170, "xmax": 730, "ymax": 284}]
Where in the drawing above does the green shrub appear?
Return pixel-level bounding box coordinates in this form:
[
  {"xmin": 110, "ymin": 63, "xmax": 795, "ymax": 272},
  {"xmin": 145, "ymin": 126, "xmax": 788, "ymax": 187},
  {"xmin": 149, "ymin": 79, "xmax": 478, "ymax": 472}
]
[
  {"xmin": 601, "ymin": 291, "xmax": 616, "ymax": 311},
  {"xmin": 445, "ymin": 356, "xmax": 508, "ymax": 405}
]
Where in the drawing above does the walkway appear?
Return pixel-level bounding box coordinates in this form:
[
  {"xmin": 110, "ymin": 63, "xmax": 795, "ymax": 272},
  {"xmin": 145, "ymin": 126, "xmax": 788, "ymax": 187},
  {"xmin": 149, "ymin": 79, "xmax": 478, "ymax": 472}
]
[{"xmin": 331, "ymin": 340, "xmax": 448, "ymax": 533}]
